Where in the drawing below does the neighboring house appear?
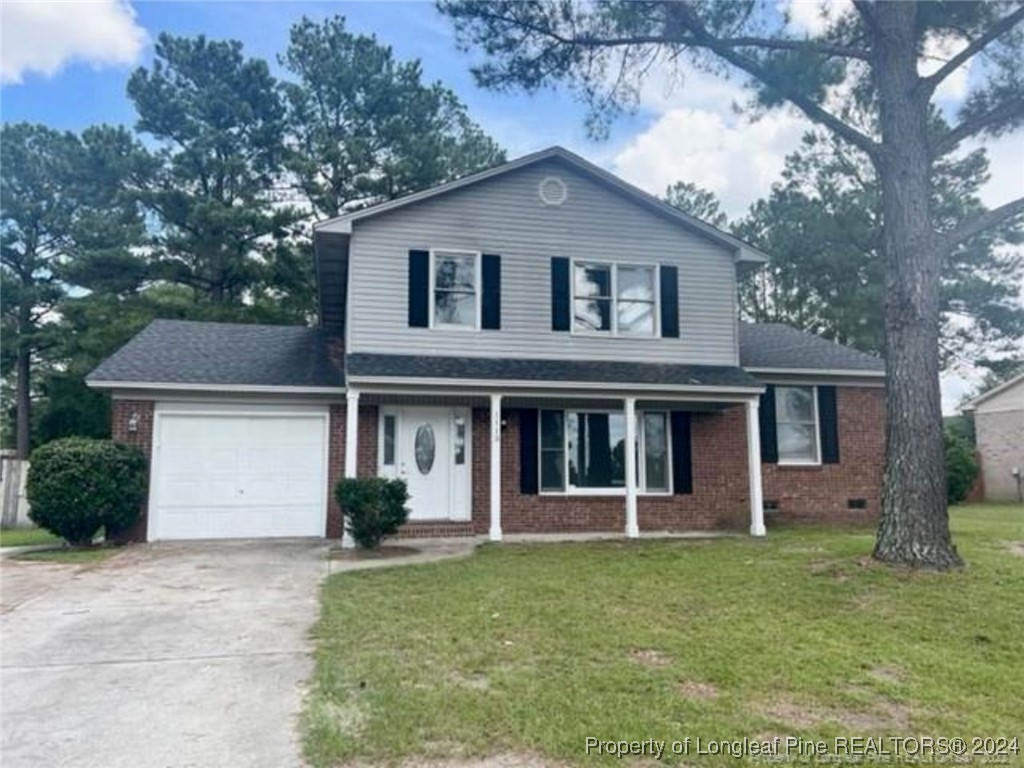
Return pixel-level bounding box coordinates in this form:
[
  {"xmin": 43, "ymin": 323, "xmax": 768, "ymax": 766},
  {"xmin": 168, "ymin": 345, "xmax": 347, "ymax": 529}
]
[
  {"xmin": 87, "ymin": 147, "xmax": 886, "ymax": 543},
  {"xmin": 962, "ymin": 372, "xmax": 1024, "ymax": 503}
]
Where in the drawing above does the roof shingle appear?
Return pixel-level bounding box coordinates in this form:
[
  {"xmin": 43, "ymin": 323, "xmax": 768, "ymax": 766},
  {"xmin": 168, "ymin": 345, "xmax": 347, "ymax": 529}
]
[
  {"xmin": 739, "ymin": 323, "xmax": 884, "ymax": 373},
  {"xmin": 86, "ymin": 320, "xmax": 344, "ymax": 388}
]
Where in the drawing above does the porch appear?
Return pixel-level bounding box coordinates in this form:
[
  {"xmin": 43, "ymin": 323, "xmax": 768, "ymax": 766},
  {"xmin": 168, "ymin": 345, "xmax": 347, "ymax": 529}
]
[{"xmin": 335, "ymin": 368, "xmax": 769, "ymax": 544}]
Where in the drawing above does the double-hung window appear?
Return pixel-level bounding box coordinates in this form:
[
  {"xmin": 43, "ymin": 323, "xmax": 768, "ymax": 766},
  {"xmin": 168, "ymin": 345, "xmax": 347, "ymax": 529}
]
[
  {"xmin": 432, "ymin": 251, "xmax": 479, "ymax": 328},
  {"xmin": 775, "ymin": 385, "xmax": 820, "ymax": 464},
  {"xmin": 573, "ymin": 262, "xmax": 657, "ymax": 336},
  {"xmin": 539, "ymin": 409, "xmax": 670, "ymax": 493}
]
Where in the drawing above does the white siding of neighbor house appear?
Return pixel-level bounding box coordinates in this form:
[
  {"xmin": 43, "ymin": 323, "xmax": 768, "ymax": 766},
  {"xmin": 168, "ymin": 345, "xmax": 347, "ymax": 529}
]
[
  {"xmin": 346, "ymin": 158, "xmax": 739, "ymax": 366},
  {"xmin": 972, "ymin": 377, "xmax": 1024, "ymax": 502}
]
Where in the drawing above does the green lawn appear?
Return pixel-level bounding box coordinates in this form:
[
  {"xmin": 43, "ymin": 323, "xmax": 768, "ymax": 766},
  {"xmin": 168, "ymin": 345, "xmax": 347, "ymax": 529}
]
[
  {"xmin": 304, "ymin": 505, "xmax": 1024, "ymax": 766},
  {"xmin": 12, "ymin": 546, "xmax": 121, "ymax": 564},
  {"xmin": 0, "ymin": 527, "xmax": 61, "ymax": 548}
]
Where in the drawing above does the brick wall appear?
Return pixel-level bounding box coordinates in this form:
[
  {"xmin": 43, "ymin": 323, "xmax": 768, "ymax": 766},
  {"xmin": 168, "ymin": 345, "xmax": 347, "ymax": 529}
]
[
  {"xmin": 326, "ymin": 403, "xmax": 380, "ymax": 539},
  {"xmin": 974, "ymin": 409, "xmax": 1024, "ymax": 502},
  {"xmin": 463, "ymin": 386, "xmax": 884, "ymax": 535},
  {"xmin": 110, "ymin": 400, "xmax": 155, "ymax": 542},
  {"xmin": 762, "ymin": 386, "xmax": 884, "ymax": 524}
]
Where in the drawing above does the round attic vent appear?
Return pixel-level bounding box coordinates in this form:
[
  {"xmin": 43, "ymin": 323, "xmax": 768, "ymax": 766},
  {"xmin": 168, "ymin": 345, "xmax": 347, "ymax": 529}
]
[{"xmin": 539, "ymin": 176, "xmax": 568, "ymax": 206}]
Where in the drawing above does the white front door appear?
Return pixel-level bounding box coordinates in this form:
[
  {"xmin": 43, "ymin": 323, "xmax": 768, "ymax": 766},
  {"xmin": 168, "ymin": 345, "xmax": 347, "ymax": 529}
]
[{"xmin": 380, "ymin": 406, "xmax": 470, "ymax": 521}]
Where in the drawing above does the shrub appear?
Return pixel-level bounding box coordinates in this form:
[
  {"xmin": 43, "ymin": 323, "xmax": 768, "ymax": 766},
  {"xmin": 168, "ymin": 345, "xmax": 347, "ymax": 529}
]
[
  {"xmin": 945, "ymin": 431, "xmax": 979, "ymax": 505},
  {"xmin": 27, "ymin": 438, "xmax": 148, "ymax": 546},
  {"xmin": 335, "ymin": 477, "xmax": 410, "ymax": 549}
]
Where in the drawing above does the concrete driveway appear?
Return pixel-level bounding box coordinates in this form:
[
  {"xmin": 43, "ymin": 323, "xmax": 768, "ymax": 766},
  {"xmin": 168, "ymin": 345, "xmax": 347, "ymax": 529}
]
[{"xmin": 1, "ymin": 540, "xmax": 330, "ymax": 768}]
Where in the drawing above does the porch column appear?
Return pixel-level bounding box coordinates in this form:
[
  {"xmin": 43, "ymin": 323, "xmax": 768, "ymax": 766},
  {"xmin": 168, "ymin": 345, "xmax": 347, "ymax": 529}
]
[
  {"xmin": 745, "ymin": 398, "xmax": 767, "ymax": 537},
  {"xmin": 342, "ymin": 388, "xmax": 360, "ymax": 549},
  {"xmin": 624, "ymin": 396, "xmax": 639, "ymax": 538},
  {"xmin": 489, "ymin": 394, "xmax": 502, "ymax": 542}
]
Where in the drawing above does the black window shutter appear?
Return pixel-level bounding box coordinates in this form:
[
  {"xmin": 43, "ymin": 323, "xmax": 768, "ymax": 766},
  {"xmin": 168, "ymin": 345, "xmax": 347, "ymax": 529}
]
[
  {"xmin": 519, "ymin": 408, "xmax": 539, "ymax": 494},
  {"xmin": 818, "ymin": 385, "xmax": 840, "ymax": 464},
  {"xmin": 759, "ymin": 385, "xmax": 779, "ymax": 463},
  {"xmin": 481, "ymin": 254, "xmax": 501, "ymax": 330},
  {"xmin": 670, "ymin": 411, "xmax": 693, "ymax": 495},
  {"xmin": 551, "ymin": 257, "xmax": 570, "ymax": 331},
  {"xmin": 660, "ymin": 265, "xmax": 680, "ymax": 338},
  {"xmin": 408, "ymin": 250, "xmax": 430, "ymax": 328}
]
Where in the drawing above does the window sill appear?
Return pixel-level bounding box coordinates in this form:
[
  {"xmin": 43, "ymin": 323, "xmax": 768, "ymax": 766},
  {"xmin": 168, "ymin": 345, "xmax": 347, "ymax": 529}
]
[
  {"xmin": 539, "ymin": 490, "xmax": 672, "ymax": 497},
  {"xmin": 775, "ymin": 461, "xmax": 823, "ymax": 469}
]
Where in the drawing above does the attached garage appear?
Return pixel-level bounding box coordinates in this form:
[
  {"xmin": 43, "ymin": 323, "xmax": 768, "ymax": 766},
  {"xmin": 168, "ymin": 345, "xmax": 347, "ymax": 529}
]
[{"xmin": 149, "ymin": 407, "xmax": 329, "ymax": 541}]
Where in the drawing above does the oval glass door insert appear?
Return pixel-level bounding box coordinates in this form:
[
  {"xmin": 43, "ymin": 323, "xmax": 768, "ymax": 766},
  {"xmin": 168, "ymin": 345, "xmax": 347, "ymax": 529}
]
[{"xmin": 414, "ymin": 424, "xmax": 436, "ymax": 474}]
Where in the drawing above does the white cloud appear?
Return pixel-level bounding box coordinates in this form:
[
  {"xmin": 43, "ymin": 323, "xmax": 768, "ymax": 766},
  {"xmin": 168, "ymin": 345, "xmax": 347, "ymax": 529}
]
[
  {"xmin": 1, "ymin": 0, "xmax": 146, "ymax": 85},
  {"xmin": 919, "ymin": 33, "xmax": 973, "ymax": 103},
  {"xmin": 612, "ymin": 106, "xmax": 808, "ymax": 219},
  {"xmin": 778, "ymin": 0, "xmax": 852, "ymax": 36}
]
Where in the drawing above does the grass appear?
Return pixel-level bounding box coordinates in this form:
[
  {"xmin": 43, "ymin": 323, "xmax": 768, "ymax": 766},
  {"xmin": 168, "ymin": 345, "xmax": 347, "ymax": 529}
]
[
  {"xmin": 304, "ymin": 504, "xmax": 1024, "ymax": 766},
  {"xmin": 11, "ymin": 545, "xmax": 121, "ymax": 564},
  {"xmin": 0, "ymin": 527, "xmax": 61, "ymax": 548}
]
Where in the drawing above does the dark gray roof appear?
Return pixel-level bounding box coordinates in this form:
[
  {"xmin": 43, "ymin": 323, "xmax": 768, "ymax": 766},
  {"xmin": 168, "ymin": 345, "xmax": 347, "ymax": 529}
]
[
  {"xmin": 739, "ymin": 323, "xmax": 884, "ymax": 372},
  {"xmin": 87, "ymin": 320, "xmax": 344, "ymax": 388},
  {"xmin": 346, "ymin": 353, "xmax": 760, "ymax": 389}
]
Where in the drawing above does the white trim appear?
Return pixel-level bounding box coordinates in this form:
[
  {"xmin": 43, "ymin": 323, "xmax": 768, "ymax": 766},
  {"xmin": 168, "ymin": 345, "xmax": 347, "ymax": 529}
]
[
  {"xmin": 746, "ymin": 367, "xmax": 885, "ymax": 378},
  {"xmin": 347, "ymin": 375, "xmax": 763, "ymax": 397},
  {"xmin": 774, "ymin": 384, "xmax": 822, "ymax": 467},
  {"xmin": 342, "ymin": 388, "xmax": 360, "ymax": 549},
  {"xmin": 489, "ymin": 394, "xmax": 502, "ymax": 542},
  {"xmin": 624, "ymin": 397, "xmax": 639, "ymax": 538},
  {"xmin": 148, "ymin": 406, "xmax": 330, "ymax": 542},
  {"xmin": 89, "ymin": 380, "xmax": 346, "ymax": 394},
  {"xmin": 569, "ymin": 259, "xmax": 661, "ymax": 338},
  {"xmin": 961, "ymin": 371, "xmax": 1024, "ymax": 411},
  {"xmin": 428, "ymin": 249, "xmax": 482, "ymax": 332},
  {"xmin": 746, "ymin": 399, "xmax": 766, "ymax": 537},
  {"xmin": 314, "ymin": 146, "xmax": 769, "ymax": 263}
]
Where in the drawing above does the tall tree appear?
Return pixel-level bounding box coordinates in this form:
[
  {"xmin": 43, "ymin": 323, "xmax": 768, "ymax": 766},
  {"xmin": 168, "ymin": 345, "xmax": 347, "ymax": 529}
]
[
  {"xmin": 1, "ymin": 124, "xmax": 147, "ymax": 456},
  {"xmin": 664, "ymin": 180, "xmax": 728, "ymax": 228},
  {"xmin": 734, "ymin": 131, "xmax": 1024, "ymax": 365},
  {"xmin": 127, "ymin": 34, "xmax": 304, "ymax": 319},
  {"xmin": 280, "ymin": 15, "xmax": 505, "ymax": 219},
  {"xmin": 440, "ymin": 0, "xmax": 1024, "ymax": 567},
  {"xmin": 1, "ymin": 124, "xmax": 76, "ymax": 457}
]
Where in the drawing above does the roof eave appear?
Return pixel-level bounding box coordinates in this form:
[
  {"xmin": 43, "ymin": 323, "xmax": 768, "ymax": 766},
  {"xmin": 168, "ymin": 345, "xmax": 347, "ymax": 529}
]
[{"xmin": 86, "ymin": 380, "xmax": 347, "ymax": 395}]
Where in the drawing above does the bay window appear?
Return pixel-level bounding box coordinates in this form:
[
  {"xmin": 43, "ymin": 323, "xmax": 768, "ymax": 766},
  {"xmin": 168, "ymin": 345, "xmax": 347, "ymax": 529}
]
[
  {"xmin": 573, "ymin": 261, "xmax": 657, "ymax": 336},
  {"xmin": 539, "ymin": 409, "xmax": 670, "ymax": 493}
]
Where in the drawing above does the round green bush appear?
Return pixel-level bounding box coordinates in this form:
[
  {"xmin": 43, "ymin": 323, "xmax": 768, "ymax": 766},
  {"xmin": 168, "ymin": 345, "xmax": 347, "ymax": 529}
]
[
  {"xmin": 945, "ymin": 431, "xmax": 979, "ymax": 505},
  {"xmin": 27, "ymin": 438, "xmax": 148, "ymax": 546},
  {"xmin": 335, "ymin": 477, "xmax": 410, "ymax": 549}
]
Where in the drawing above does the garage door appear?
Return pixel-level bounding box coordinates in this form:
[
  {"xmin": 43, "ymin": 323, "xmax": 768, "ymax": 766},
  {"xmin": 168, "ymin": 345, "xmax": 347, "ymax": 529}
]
[{"xmin": 150, "ymin": 411, "xmax": 328, "ymax": 540}]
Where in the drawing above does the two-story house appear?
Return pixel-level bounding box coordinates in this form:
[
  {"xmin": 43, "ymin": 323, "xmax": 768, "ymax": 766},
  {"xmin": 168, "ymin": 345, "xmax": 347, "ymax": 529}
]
[{"xmin": 87, "ymin": 147, "xmax": 886, "ymax": 543}]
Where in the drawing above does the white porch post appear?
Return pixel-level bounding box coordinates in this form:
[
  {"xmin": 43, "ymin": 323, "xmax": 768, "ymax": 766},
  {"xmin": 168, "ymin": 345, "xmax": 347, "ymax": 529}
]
[
  {"xmin": 624, "ymin": 396, "xmax": 639, "ymax": 538},
  {"xmin": 746, "ymin": 398, "xmax": 767, "ymax": 537},
  {"xmin": 342, "ymin": 388, "xmax": 360, "ymax": 549},
  {"xmin": 489, "ymin": 394, "xmax": 503, "ymax": 542}
]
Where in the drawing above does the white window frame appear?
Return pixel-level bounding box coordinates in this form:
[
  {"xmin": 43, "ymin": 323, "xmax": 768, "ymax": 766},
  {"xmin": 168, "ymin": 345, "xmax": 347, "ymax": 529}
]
[
  {"xmin": 429, "ymin": 249, "xmax": 482, "ymax": 331},
  {"xmin": 538, "ymin": 408, "xmax": 673, "ymax": 496},
  {"xmin": 774, "ymin": 384, "xmax": 822, "ymax": 466},
  {"xmin": 570, "ymin": 259, "xmax": 661, "ymax": 338}
]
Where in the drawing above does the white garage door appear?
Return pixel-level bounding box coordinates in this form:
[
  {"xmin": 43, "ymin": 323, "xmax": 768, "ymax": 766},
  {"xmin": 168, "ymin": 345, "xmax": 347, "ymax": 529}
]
[{"xmin": 150, "ymin": 410, "xmax": 328, "ymax": 540}]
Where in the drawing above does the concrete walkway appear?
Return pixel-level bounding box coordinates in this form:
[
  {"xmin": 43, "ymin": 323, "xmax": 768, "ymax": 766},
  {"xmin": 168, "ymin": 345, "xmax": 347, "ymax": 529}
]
[{"xmin": 0, "ymin": 538, "xmax": 481, "ymax": 768}]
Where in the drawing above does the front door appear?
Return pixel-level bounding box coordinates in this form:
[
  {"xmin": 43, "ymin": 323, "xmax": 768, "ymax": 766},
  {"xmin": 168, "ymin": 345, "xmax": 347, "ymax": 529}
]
[{"xmin": 379, "ymin": 406, "xmax": 471, "ymax": 521}]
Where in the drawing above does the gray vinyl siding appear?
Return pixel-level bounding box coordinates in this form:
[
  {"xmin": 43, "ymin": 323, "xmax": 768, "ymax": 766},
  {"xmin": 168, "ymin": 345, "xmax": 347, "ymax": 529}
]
[{"xmin": 347, "ymin": 159, "xmax": 739, "ymax": 366}]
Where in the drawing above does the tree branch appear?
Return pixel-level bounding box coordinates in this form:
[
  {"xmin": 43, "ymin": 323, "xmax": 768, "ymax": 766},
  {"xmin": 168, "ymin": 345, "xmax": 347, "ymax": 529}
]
[
  {"xmin": 668, "ymin": 6, "xmax": 882, "ymax": 159},
  {"xmin": 938, "ymin": 195, "xmax": 1024, "ymax": 252},
  {"xmin": 918, "ymin": 5, "xmax": 1024, "ymax": 99},
  {"xmin": 933, "ymin": 95, "xmax": 1024, "ymax": 156}
]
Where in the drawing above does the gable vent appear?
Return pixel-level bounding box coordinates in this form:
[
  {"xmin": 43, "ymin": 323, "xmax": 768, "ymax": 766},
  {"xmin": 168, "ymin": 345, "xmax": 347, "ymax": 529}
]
[{"xmin": 539, "ymin": 176, "xmax": 567, "ymax": 206}]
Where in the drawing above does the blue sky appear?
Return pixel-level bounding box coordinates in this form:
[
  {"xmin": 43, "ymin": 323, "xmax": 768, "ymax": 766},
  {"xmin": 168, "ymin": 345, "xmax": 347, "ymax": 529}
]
[
  {"xmin": 2, "ymin": 0, "xmax": 1022, "ymax": 409},
  {"xmin": 1, "ymin": 1, "xmax": 646, "ymax": 160}
]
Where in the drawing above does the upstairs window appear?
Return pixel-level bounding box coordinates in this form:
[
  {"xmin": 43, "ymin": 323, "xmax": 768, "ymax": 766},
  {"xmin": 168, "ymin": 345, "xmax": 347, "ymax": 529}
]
[
  {"xmin": 431, "ymin": 251, "xmax": 479, "ymax": 329},
  {"xmin": 573, "ymin": 261, "xmax": 657, "ymax": 336}
]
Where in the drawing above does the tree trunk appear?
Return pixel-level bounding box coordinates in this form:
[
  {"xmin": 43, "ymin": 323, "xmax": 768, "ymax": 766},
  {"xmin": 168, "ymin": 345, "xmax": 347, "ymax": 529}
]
[
  {"xmin": 15, "ymin": 316, "xmax": 31, "ymax": 460},
  {"xmin": 870, "ymin": 3, "xmax": 961, "ymax": 568}
]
